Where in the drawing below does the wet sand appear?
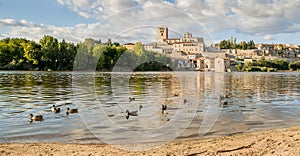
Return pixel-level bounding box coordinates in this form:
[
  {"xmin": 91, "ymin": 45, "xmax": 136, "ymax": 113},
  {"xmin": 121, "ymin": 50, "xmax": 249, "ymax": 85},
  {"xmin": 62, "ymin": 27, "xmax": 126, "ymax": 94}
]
[{"xmin": 1, "ymin": 125, "xmax": 300, "ymax": 156}]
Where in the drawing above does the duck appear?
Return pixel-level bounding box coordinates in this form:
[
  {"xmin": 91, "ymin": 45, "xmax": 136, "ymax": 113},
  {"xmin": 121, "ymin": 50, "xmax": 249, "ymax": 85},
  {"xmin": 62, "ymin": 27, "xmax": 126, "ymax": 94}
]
[
  {"xmin": 220, "ymin": 93, "xmax": 230, "ymax": 100},
  {"xmin": 54, "ymin": 107, "xmax": 60, "ymax": 113},
  {"xmin": 51, "ymin": 105, "xmax": 60, "ymax": 113},
  {"xmin": 223, "ymin": 93, "xmax": 229, "ymax": 98},
  {"xmin": 29, "ymin": 114, "xmax": 44, "ymax": 121},
  {"xmin": 66, "ymin": 107, "xmax": 78, "ymax": 115},
  {"xmin": 220, "ymin": 101, "xmax": 228, "ymax": 106},
  {"xmin": 174, "ymin": 93, "xmax": 179, "ymax": 97},
  {"xmin": 125, "ymin": 110, "xmax": 138, "ymax": 120},
  {"xmin": 139, "ymin": 104, "xmax": 143, "ymax": 111},
  {"xmin": 129, "ymin": 97, "xmax": 135, "ymax": 102},
  {"xmin": 51, "ymin": 105, "xmax": 57, "ymax": 112},
  {"xmin": 162, "ymin": 104, "xmax": 167, "ymax": 114},
  {"xmin": 184, "ymin": 99, "xmax": 188, "ymax": 104}
]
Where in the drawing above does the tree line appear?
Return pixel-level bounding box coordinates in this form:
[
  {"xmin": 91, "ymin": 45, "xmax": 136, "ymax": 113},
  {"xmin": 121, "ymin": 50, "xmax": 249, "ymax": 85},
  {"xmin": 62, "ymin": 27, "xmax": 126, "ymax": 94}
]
[
  {"xmin": 236, "ymin": 57, "xmax": 300, "ymax": 72},
  {"xmin": 219, "ymin": 36, "xmax": 255, "ymax": 50},
  {"xmin": 0, "ymin": 36, "xmax": 172, "ymax": 71}
]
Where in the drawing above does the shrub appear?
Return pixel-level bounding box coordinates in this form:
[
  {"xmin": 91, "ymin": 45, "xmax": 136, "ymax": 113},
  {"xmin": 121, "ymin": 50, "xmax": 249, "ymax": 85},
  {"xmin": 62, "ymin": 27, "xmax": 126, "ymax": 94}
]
[{"xmin": 267, "ymin": 68, "xmax": 276, "ymax": 72}]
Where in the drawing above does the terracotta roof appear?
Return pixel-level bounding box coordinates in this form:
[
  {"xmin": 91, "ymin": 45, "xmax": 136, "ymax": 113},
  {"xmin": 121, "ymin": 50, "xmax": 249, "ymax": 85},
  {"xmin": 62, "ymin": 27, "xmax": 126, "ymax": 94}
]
[{"xmin": 123, "ymin": 43, "xmax": 135, "ymax": 45}]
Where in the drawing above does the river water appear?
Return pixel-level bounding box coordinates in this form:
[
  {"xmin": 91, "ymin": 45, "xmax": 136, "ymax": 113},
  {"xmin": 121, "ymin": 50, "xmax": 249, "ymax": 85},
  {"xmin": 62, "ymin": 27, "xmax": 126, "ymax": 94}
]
[{"xmin": 1, "ymin": 71, "xmax": 300, "ymax": 145}]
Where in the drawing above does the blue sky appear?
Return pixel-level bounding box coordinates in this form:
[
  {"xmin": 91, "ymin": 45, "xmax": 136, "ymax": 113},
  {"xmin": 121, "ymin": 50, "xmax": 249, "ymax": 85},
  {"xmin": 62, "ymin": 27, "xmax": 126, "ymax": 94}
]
[
  {"xmin": 0, "ymin": 0, "xmax": 96, "ymax": 26},
  {"xmin": 0, "ymin": 0, "xmax": 300, "ymax": 45}
]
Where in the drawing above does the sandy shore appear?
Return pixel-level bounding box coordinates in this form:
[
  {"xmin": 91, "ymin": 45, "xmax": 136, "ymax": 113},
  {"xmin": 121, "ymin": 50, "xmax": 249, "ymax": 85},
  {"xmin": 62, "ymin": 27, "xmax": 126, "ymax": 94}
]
[{"xmin": 1, "ymin": 126, "xmax": 300, "ymax": 156}]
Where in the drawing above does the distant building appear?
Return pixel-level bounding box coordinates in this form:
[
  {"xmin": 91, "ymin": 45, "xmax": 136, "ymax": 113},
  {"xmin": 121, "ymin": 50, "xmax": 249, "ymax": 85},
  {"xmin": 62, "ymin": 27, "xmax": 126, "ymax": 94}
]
[
  {"xmin": 144, "ymin": 26, "xmax": 205, "ymax": 54},
  {"xmin": 144, "ymin": 26, "xmax": 235, "ymax": 72},
  {"xmin": 158, "ymin": 26, "xmax": 168, "ymax": 42},
  {"xmin": 122, "ymin": 43, "xmax": 135, "ymax": 50},
  {"xmin": 144, "ymin": 42, "xmax": 173, "ymax": 54}
]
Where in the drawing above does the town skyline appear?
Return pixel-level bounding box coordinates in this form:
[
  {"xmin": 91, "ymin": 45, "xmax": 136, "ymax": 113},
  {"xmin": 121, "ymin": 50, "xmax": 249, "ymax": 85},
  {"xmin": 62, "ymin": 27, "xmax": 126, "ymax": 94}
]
[{"xmin": 0, "ymin": 0, "xmax": 300, "ymax": 45}]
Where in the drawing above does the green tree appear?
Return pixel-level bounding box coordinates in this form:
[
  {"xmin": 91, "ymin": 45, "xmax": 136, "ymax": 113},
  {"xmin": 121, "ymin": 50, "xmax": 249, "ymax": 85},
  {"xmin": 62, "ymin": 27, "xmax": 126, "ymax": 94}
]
[
  {"xmin": 132, "ymin": 42, "xmax": 145, "ymax": 55},
  {"xmin": 64, "ymin": 42, "xmax": 77, "ymax": 70},
  {"xmin": 83, "ymin": 38, "xmax": 95, "ymax": 53},
  {"xmin": 93, "ymin": 44, "xmax": 106, "ymax": 69},
  {"xmin": 21, "ymin": 40, "xmax": 41, "ymax": 68},
  {"xmin": 58, "ymin": 39, "xmax": 77, "ymax": 70},
  {"xmin": 240, "ymin": 41, "xmax": 248, "ymax": 50},
  {"xmin": 0, "ymin": 40, "xmax": 11, "ymax": 67},
  {"xmin": 74, "ymin": 42, "xmax": 92, "ymax": 70},
  {"xmin": 39, "ymin": 35, "xmax": 59, "ymax": 70},
  {"xmin": 278, "ymin": 44, "xmax": 284, "ymax": 57},
  {"xmin": 219, "ymin": 40, "xmax": 229, "ymax": 49},
  {"xmin": 2, "ymin": 38, "xmax": 29, "ymax": 69},
  {"xmin": 248, "ymin": 40, "xmax": 255, "ymax": 49},
  {"xmin": 106, "ymin": 39, "xmax": 112, "ymax": 46}
]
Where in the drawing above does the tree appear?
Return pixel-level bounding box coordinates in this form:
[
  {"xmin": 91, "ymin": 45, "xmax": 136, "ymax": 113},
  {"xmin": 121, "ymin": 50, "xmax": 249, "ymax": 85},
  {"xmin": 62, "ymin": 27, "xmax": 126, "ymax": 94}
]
[
  {"xmin": 240, "ymin": 41, "xmax": 248, "ymax": 50},
  {"xmin": 0, "ymin": 38, "xmax": 29, "ymax": 69},
  {"xmin": 248, "ymin": 40, "xmax": 255, "ymax": 49},
  {"xmin": 21, "ymin": 40, "xmax": 41, "ymax": 66},
  {"xmin": 133, "ymin": 42, "xmax": 145, "ymax": 55},
  {"xmin": 106, "ymin": 39, "xmax": 112, "ymax": 46},
  {"xmin": 58, "ymin": 39, "xmax": 77, "ymax": 70},
  {"xmin": 83, "ymin": 38, "xmax": 95, "ymax": 53},
  {"xmin": 219, "ymin": 40, "xmax": 229, "ymax": 49},
  {"xmin": 74, "ymin": 42, "xmax": 93, "ymax": 70},
  {"xmin": 93, "ymin": 44, "xmax": 106, "ymax": 69},
  {"xmin": 64, "ymin": 42, "xmax": 77, "ymax": 70},
  {"xmin": 278, "ymin": 44, "xmax": 284, "ymax": 57},
  {"xmin": 0, "ymin": 40, "xmax": 11, "ymax": 67},
  {"xmin": 39, "ymin": 35, "xmax": 59, "ymax": 70}
]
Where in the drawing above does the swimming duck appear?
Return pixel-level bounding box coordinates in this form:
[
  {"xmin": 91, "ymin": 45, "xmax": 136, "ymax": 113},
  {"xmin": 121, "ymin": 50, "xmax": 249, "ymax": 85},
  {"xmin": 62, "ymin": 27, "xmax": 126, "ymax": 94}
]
[
  {"xmin": 220, "ymin": 93, "xmax": 230, "ymax": 100},
  {"xmin": 162, "ymin": 104, "xmax": 167, "ymax": 114},
  {"xmin": 139, "ymin": 104, "xmax": 143, "ymax": 111},
  {"xmin": 129, "ymin": 97, "xmax": 135, "ymax": 102},
  {"xmin": 51, "ymin": 105, "xmax": 56, "ymax": 112},
  {"xmin": 29, "ymin": 114, "xmax": 44, "ymax": 121},
  {"xmin": 125, "ymin": 110, "xmax": 138, "ymax": 120},
  {"xmin": 66, "ymin": 107, "xmax": 78, "ymax": 115},
  {"xmin": 184, "ymin": 99, "xmax": 188, "ymax": 104},
  {"xmin": 54, "ymin": 107, "xmax": 60, "ymax": 113},
  {"xmin": 51, "ymin": 105, "xmax": 60, "ymax": 113},
  {"xmin": 220, "ymin": 101, "xmax": 228, "ymax": 106},
  {"xmin": 223, "ymin": 93, "xmax": 229, "ymax": 98}
]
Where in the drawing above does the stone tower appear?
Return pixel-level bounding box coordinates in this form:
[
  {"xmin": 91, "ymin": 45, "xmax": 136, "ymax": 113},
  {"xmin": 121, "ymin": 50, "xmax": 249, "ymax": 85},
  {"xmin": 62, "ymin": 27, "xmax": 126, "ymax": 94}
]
[
  {"xmin": 184, "ymin": 32, "xmax": 192, "ymax": 38},
  {"xmin": 158, "ymin": 26, "xmax": 168, "ymax": 42}
]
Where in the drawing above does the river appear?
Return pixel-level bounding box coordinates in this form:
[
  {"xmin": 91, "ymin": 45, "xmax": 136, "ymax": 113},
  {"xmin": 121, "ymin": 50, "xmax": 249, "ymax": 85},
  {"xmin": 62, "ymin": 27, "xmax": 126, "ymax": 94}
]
[{"xmin": 1, "ymin": 71, "xmax": 300, "ymax": 146}]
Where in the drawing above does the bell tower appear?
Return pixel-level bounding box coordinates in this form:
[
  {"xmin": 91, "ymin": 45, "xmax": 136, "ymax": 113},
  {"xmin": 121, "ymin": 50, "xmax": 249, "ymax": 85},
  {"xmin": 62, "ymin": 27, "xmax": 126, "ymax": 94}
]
[{"xmin": 158, "ymin": 26, "xmax": 168, "ymax": 42}]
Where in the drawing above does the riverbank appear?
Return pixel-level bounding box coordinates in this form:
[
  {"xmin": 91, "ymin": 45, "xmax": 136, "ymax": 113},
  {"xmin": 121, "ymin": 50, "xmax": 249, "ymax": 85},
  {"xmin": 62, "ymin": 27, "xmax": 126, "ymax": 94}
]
[{"xmin": 1, "ymin": 125, "xmax": 299, "ymax": 156}]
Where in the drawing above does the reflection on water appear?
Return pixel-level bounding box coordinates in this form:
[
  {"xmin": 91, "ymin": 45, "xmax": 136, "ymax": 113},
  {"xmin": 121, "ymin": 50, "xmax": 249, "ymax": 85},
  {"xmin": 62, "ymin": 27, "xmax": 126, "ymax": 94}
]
[{"xmin": 0, "ymin": 71, "xmax": 300, "ymax": 143}]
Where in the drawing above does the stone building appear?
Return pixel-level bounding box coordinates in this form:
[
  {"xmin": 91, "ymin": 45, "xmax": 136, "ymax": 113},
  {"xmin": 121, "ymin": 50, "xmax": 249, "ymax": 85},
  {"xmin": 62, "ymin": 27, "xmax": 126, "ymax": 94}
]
[
  {"xmin": 122, "ymin": 43, "xmax": 135, "ymax": 50},
  {"xmin": 144, "ymin": 26, "xmax": 205, "ymax": 54},
  {"xmin": 144, "ymin": 26, "xmax": 233, "ymax": 72}
]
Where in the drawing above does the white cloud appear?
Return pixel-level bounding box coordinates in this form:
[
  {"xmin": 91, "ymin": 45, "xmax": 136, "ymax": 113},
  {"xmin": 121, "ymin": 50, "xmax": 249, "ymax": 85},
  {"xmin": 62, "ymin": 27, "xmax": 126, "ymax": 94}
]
[
  {"xmin": 2, "ymin": 0, "xmax": 300, "ymax": 44},
  {"xmin": 263, "ymin": 35, "xmax": 275, "ymax": 41},
  {"xmin": 56, "ymin": 0, "xmax": 300, "ymax": 35},
  {"xmin": 0, "ymin": 20, "xmax": 90, "ymax": 43},
  {"xmin": 0, "ymin": 19, "xmax": 19, "ymax": 26},
  {"xmin": 0, "ymin": 19, "xmax": 37, "ymax": 27}
]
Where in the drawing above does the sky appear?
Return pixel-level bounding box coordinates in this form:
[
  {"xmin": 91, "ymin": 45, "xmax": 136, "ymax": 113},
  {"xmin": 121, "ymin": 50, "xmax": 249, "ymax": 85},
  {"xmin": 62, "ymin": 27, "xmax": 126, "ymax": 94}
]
[{"xmin": 0, "ymin": 0, "xmax": 300, "ymax": 45}]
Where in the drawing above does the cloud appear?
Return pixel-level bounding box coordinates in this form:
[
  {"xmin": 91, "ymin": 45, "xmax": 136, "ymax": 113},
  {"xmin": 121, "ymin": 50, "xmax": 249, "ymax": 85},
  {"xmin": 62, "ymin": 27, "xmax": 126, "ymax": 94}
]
[
  {"xmin": 0, "ymin": 19, "xmax": 36, "ymax": 27},
  {"xmin": 263, "ymin": 35, "xmax": 275, "ymax": 41},
  {"xmin": 0, "ymin": 19, "xmax": 90, "ymax": 42},
  {"xmin": 55, "ymin": 0, "xmax": 300, "ymax": 36},
  {"xmin": 2, "ymin": 0, "xmax": 300, "ymax": 44},
  {"xmin": 0, "ymin": 19, "xmax": 19, "ymax": 26}
]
